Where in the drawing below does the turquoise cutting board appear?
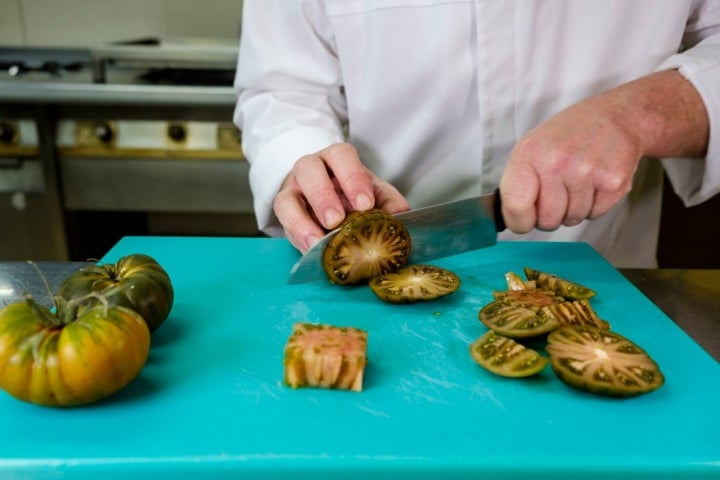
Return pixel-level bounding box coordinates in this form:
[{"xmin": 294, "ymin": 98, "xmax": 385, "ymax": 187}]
[{"xmin": 1, "ymin": 237, "xmax": 719, "ymax": 479}]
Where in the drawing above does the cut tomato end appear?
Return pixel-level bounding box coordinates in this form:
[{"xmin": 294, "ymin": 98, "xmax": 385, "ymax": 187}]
[{"xmin": 283, "ymin": 322, "xmax": 368, "ymax": 392}]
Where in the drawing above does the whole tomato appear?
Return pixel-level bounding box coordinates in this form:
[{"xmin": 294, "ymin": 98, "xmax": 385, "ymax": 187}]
[
  {"xmin": 56, "ymin": 254, "xmax": 174, "ymax": 332},
  {"xmin": 0, "ymin": 296, "xmax": 150, "ymax": 407}
]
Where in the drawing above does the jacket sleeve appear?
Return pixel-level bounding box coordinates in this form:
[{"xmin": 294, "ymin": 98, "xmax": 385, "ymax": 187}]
[
  {"xmin": 657, "ymin": 1, "xmax": 720, "ymax": 206},
  {"xmin": 233, "ymin": 0, "xmax": 347, "ymax": 236}
]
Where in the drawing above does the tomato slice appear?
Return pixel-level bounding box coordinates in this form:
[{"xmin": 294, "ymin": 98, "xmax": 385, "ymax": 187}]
[
  {"xmin": 368, "ymin": 264, "xmax": 460, "ymax": 303},
  {"xmin": 479, "ymin": 300, "xmax": 560, "ymax": 338},
  {"xmin": 504, "ymin": 271, "xmax": 531, "ymax": 291},
  {"xmin": 469, "ymin": 330, "xmax": 548, "ymax": 377},
  {"xmin": 492, "ymin": 289, "xmax": 562, "ymax": 305},
  {"xmin": 523, "ymin": 267, "xmax": 596, "ymax": 300},
  {"xmin": 540, "ymin": 300, "xmax": 610, "ymax": 330},
  {"xmin": 322, "ymin": 209, "xmax": 411, "ymax": 285},
  {"xmin": 546, "ymin": 325, "xmax": 664, "ymax": 397}
]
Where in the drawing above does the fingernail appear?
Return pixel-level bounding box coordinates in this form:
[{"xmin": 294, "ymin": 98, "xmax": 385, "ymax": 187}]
[
  {"xmin": 324, "ymin": 209, "xmax": 343, "ymax": 228},
  {"xmin": 355, "ymin": 193, "xmax": 373, "ymax": 211}
]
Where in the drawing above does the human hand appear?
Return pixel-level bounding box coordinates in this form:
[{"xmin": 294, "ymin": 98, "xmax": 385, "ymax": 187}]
[
  {"xmin": 499, "ymin": 93, "xmax": 645, "ymax": 232},
  {"xmin": 274, "ymin": 142, "xmax": 410, "ymax": 253},
  {"xmin": 499, "ymin": 70, "xmax": 709, "ymax": 233}
]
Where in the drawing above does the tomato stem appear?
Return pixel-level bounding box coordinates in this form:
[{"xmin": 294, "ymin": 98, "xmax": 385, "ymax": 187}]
[
  {"xmin": 55, "ymin": 292, "xmax": 110, "ymax": 325},
  {"xmin": 91, "ymin": 292, "xmax": 111, "ymax": 316},
  {"xmin": 27, "ymin": 260, "xmax": 58, "ymax": 312},
  {"xmin": 23, "ymin": 294, "xmax": 65, "ymax": 328}
]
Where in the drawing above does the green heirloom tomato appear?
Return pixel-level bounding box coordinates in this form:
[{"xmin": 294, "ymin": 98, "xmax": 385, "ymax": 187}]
[
  {"xmin": 57, "ymin": 254, "xmax": 174, "ymax": 332},
  {"xmin": 0, "ymin": 297, "xmax": 150, "ymax": 407}
]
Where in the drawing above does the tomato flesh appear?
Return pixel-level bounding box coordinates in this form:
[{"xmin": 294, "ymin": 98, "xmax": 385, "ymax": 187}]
[
  {"xmin": 523, "ymin": 267, "xmax": 596, "ymax": 300},
  {"xmin": 322, "ymin": 209, "xmax": 411, "ymax": 285},
  {"xmin": 479, "ymin": 301, "xmax": 559, "ymax": 338},
  {"xmin": 369, "ymin": 265, "xmax": 460, "ymax": 303},
  {"xmin": 470, "ymin": 330, "xmax": 548, "ymax": 377},
  {"xmin": 546, "ymin": 325, "xmax": 664, "ymax": 396},
  {"xmin": 284, "ymin": 323, "xmax": 368, "ymax": 392}
]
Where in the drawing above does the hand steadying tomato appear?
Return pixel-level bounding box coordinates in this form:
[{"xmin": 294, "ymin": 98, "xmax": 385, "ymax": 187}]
[
  {"xmin": 0, "ymin": 296, "xmax": 150, "ymax": 407},
  {"xmin": 57, "ymin": 254, "xmax": 174, "ymax": 332}
]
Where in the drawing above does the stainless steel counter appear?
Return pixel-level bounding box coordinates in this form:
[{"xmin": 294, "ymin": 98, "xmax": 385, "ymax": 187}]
[
  {"xmin": 620, "ymin": 268, "xmax": 720, "ymax": 362},
  {"xmin": 0, "ymin": 261, "xmax": 91, "ymax": 308},
  {"xmin": 1, "ymin": 261, "xmax": 718, "ymax": 362},
  {"xmin": 0, "ymin": 82, "xmax": 235, "ymax": 106}
]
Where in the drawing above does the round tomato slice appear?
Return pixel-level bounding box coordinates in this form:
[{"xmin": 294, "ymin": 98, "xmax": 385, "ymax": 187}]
[
  {"xmin": 546, "ymin": 325, "xmax": 664, "ymax": 397},
  {"xmin": 322, "ymin": 209, "xmax": 411, "ymax": 285},
  {"xmin": 369, "ymin": 264, "xmax": 460, "ymax": 303},
  {"xmin": 469, "ymin": 330, "xmax": 548, "ymax": 377},
  {"xmin": 479, "ymin": 300, "xmax": 559, "ymax": 338}
]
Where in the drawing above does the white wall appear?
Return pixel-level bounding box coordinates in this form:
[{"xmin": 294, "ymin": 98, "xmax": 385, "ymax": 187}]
[
  {"xmin": 0, "ymin": 0, "xmax": 25, "ymax": 45},
  {"xmin": 0, "ymin": 0, "xmax": 242, "ymax": 47}
]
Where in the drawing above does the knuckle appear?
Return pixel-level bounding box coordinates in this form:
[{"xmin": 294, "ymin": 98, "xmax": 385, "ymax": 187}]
[
  {"xmin": 293, "ymin": 155, "xmax": 321, "ymax": 176},
  {"xmin": 515, "ymin": 136, "xmax": 572, "ymax": 174},
  {"xmin": 597, "ymin": 170, "xmax": 630, "ymax": 196},
  {"xmin": 343, "ymin": 168, "xmax": 373, "ymax": 187},
  {"xmin": 514, "ymin": 136, "xmax": 544, "ymax": 159},
  {"xmin": 321, "ymin": 142, "xmax": 359, "ymax": 165},
  {"xmin": 328, "ymin": 142, "xmax": 358, "ymax": 158}
]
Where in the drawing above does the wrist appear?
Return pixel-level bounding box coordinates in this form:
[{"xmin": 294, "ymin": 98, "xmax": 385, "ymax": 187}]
[{"xmin": 609, "ymin": 69, "xmax": 709, "ymax": 159}]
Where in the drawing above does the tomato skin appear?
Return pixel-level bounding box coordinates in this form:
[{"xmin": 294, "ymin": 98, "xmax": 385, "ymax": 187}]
[
  {"xmin": 0, "ymin": 300, "xmax": 150, "ymax": 407},
  {"xmin": 57, "ymin": 254, "xmax": 174, "ymax": 332}
]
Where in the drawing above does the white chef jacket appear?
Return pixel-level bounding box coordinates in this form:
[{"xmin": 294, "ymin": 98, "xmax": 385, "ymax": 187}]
[{"xmin": 234, "ymin": 0, "xmax": 720, "ymax": 268}]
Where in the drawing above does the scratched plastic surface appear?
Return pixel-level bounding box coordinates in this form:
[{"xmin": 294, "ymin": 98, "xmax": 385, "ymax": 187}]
[{"xmin": 1, "ymin": 237, "xmax": 719, "ymax": 479}]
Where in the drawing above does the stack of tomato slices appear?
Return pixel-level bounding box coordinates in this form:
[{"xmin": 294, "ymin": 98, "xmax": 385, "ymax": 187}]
[{"xmin": 470, "ymin": 268, "xmax": 664, "ymax": 397}]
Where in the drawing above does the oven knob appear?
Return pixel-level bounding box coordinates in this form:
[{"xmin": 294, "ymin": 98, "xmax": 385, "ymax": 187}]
[
  {"xmin": 0, "ymin": 122, "xmax": 16, "ymax": 144},
  {"xmin": 167, "ymin": 123, "xmax": 186, "ymax": 142},
  {"xmin": 94, "ymin": 122, "xmax": 114, "ymax": 143}
]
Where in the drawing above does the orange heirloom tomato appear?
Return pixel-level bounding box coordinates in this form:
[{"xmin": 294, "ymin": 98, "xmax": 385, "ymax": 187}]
[{"xmin": 0, "ymin": 297, "xmax": 150, "ymax": 407}]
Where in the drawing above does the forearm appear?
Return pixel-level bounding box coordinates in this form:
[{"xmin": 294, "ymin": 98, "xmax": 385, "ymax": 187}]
[{"xmin": 589, "ymin": 69, "xmax": 709, "ymax": 160}]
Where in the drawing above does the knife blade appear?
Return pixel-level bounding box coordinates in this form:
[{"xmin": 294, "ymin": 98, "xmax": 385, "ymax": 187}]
[{"xmin": 287, "ymin": 188, "xmax": 504, "ymax": 284}]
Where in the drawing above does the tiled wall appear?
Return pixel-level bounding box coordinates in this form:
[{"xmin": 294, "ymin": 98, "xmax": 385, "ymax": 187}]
[{"xmin": 0, "ymin": 0, "xmax": 242, "ymax": 47}]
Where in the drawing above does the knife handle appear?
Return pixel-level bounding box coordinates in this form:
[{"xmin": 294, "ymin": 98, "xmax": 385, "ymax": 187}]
[{"xmin": 493, "ymin": 187, "xmax": 506, "ymax": 232}]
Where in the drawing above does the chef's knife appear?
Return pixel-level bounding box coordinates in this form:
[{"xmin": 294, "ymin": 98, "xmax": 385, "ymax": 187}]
[{"xmin": 288, "ymin": 188, "xmax": 505, "ymax": 284}]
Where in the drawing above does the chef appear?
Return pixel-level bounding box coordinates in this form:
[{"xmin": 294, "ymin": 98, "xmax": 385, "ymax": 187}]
[{"xmin": 233, "ymin": 0, "xmax": 720, "ymax": 268}]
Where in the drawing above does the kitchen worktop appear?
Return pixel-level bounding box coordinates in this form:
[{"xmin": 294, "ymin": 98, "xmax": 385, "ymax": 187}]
[
  {"xmin": 0, "ymin": 237, "xmax": 718, "ymax": 480},
  {"xmin": 0, "ymin": 82, "xmax": 236, "ymax": 106},
  {"xmin": 619, "ymin": 268, "xmax": 720, "ymax": 362},
  {"xmin": 0, "ymin": 82, "xmax": 235, "ymax": 106}
]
